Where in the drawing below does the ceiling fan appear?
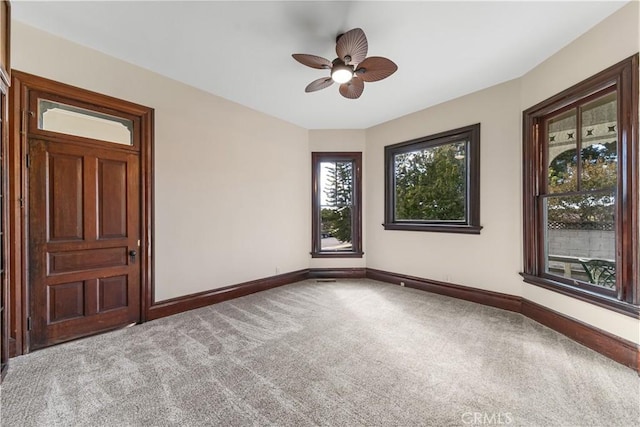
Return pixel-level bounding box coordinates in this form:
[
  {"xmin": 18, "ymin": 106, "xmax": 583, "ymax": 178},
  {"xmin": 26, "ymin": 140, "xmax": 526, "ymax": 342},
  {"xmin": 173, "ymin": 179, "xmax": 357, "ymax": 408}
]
[{"xmin": 292, "ymin": 28, "xmax": 397, "ymax": 99}]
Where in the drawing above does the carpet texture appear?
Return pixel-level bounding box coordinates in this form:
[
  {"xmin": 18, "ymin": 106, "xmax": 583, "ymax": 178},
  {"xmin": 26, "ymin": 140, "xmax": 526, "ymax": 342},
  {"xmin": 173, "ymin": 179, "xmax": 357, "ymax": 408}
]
[{"xmin": 1, "ymin": 279, "xmax": 638, "ymax": 426}]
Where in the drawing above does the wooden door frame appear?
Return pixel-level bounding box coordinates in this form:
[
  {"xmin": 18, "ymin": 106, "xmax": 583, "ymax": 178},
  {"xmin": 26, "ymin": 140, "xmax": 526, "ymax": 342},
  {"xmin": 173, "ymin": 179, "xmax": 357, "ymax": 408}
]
[{"xmin": 8, "ymin": 70, "xmax": 154, "ymax": 355}]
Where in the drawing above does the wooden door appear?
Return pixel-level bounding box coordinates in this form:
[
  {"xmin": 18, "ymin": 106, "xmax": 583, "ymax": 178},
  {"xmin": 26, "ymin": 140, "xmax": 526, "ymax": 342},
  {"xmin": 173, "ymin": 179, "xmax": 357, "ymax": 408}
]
[
  {"xmin": 8, "ymin": 71, "xmax": 152, "ymax": 357},
  {"xmin": 26, "ymin": 91, "xmax": 143, "ymax": 349}
]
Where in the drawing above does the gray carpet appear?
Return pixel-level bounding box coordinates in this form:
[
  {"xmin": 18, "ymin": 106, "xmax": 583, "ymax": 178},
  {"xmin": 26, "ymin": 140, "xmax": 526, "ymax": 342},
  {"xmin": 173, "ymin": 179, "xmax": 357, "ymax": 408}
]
[{"xmin": 1, "ymin": 279, "xmax": 638, "ymax": 426}]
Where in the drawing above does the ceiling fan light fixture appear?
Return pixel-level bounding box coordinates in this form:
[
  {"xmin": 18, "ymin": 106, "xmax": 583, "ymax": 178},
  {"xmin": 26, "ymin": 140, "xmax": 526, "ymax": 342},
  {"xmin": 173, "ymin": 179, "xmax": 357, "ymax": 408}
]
[
  {"xmin": 293, "ymin": 28, "xmax": 397, "ymax": 99},
  {"xmin": 331, "ymin": 63, "xmax": 353, "ymax": 83}
]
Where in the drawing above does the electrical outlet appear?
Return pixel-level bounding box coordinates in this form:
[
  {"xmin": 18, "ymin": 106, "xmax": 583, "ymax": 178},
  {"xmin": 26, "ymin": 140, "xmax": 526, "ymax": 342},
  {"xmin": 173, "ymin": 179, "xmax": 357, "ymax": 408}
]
[
  {"xmin": 400, "ymin": 281, "xmax": 405, "ymax": 287},
  {"xmin": 275, "ymin": 266, "xmax": 280, "ymax": 274}
]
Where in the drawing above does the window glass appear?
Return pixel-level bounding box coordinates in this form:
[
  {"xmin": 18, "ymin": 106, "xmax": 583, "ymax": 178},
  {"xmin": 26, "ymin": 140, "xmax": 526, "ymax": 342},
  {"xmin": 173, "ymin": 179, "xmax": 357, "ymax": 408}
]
[
  {"xmin": 319, "ymin": 161, "xmax": 353, "ymax": 252},
  {"xmin": 580, "ymin": 93, "xmax": 617, "ymax": 191},
  {"xmin": 547, "ymin": 108, "xmax": 577, "ymax": 193},
  {"xmin": 543, "ymin": 92, "xmax": 617, "ymax": 290},
  {"xmin": 543, "ymin": 192, "xmax": 616, "ymax": 289},
  {"xmin": 38, "ymin": 99, "xmax": 133, "ymax": 146},
  {"xmin": 394, "ymin": 141, "xmax": 467, "ymax": 222}
]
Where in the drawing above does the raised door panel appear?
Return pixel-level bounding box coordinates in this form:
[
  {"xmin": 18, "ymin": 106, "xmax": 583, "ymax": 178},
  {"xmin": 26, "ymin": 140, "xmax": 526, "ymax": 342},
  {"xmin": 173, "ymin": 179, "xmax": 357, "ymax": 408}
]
[
  {"xmin": 47, "ymin": 153, "xmax": 83, "ymax": 241},
  {"xmin": 98, "ymin": 159, "xmax": 127, "ymax": 239},
  {"xmin": 48, "ymin": 247, "xmax": 127, "ymax": 275},
  {"xmin": 98, "ymin": 275, "xmax": 128, "ymax": 313},
  {"xmin": 48, "ymin": 281, "xmax": 84, "ymax": 323}
]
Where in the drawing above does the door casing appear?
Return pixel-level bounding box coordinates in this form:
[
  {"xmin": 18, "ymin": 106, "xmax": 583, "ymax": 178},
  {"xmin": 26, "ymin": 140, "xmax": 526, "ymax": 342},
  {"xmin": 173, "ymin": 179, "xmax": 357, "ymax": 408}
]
[{"xmin": 8, "ymin": 70, "xmax": 154, "ymax": 355}]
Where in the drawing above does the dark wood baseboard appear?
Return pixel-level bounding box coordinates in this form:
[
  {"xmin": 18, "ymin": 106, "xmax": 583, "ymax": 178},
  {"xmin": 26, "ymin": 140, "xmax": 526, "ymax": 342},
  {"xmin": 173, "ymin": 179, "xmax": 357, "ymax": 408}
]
[
  {"xmin": 146, "ymin": 269, "xmax": 309, "ymax": 320},
  {"xmin": 144, "ymin": 265, "xmax": 637, "ymax": 372},
  {"xmin": 366, "ymin": 268, "xmax": 522, "ymax": 312},
  {"xmin": 147, "ymin": 268, "xmax": 365, "ymax": 320},
  {"xmin": 366, "ymin": 268, "xmax": 638, "ymax": 372},
  {"xmin": 308, "ymin": 268, "xmax": 367, "ymax": 279},
  {"xmin": 522, "ymin": 300, "xmax": 639, "ymax": 371}
]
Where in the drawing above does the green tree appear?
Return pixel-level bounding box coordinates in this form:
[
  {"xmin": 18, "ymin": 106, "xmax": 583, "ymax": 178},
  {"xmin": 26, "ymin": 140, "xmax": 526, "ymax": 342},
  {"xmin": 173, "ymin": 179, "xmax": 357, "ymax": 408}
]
[
  {"xmin": 547, "ymin": 142, "xmax": 616, "ymax": 224},
  {"xmin": 394, "ymin": 143, "xmax": 466, "ymax": 221},
  {"xmin": 321, "ymin": 161, "xmax": 353, "ymax": 243}
]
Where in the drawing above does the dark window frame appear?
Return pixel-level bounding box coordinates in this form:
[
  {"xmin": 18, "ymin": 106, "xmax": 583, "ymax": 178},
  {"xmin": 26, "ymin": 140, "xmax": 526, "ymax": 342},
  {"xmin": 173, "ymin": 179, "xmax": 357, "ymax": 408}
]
[
  {"xmin": 383, "ymin": 123, "xmax": 482, "ymax": 234},
  {"xmin": 522, "ymin": 54, "xmax": 639, "ymax": 317},
  {"xmin": 311, "ymin": 152, "xmax": 363, "ymax": 258}
]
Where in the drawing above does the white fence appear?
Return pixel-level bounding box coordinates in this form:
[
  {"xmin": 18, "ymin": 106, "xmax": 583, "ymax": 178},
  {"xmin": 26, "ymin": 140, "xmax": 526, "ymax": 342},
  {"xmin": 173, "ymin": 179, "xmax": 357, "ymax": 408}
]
[
  {"xmin": 548, "ymin": 229, "xmax": 614, "ymax": 260},
  {"xmin": 547, "ymin": 229, "xmax": 615, "ymax": 283}
]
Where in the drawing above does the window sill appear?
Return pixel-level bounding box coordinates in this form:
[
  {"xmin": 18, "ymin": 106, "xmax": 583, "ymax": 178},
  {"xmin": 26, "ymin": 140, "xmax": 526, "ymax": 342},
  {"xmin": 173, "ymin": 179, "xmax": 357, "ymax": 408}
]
[
  {"xmin": 382, "ymin": 223, "xmax": 482, "ymax": 234},
  {"xmin": 311, "ymin": 251, "xmax": 364, "ymax": 259},
  {"xmin": 520, "ymin": 273, "xmax": 639, "ymax": 318}
]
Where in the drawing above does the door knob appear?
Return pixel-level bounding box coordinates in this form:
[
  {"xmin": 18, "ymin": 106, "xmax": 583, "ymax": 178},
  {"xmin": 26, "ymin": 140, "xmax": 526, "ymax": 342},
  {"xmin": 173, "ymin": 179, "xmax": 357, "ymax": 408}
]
[{"xmin": 129, "ymin": 250, "xmax": 137, "ymax": 263}]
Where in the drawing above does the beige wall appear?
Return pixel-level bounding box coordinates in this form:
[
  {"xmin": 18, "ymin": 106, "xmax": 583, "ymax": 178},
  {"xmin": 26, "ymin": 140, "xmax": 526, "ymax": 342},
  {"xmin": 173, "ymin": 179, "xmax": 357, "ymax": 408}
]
[
  {"xmin": 365, "ymin": 1, "xmax": 639, "ymax": 344},
  {"xmin": 12, "ymin": 22, "xmax": 311, "ymax": 302},
  {"xmin": 365, "ymin": 78, "xmax": 523, "ymax": 295},
  {"xmin": 11, "ymin": 0, "xmax": 640, "ymax": 344},
  {"xmin": 308, "ymin": 129, "xmax": 367, "ymax": 269},
  {"xmin": 521, "ymin": 1, "xmax": 639, "ymax": 109}
]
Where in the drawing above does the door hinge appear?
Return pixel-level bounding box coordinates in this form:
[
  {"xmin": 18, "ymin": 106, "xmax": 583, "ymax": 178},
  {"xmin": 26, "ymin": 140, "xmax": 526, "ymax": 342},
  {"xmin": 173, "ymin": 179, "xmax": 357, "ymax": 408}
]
[
  {"xmin": 26, "ymin": 154, "xmax": 31, "ymax": 168},
  {"xmin": 27, "ymin": 316, "xmax": 32, "ymax": 331},
  {"xmin": 19, "ymin": 197, "xmax": 24, "ymax": 208}
]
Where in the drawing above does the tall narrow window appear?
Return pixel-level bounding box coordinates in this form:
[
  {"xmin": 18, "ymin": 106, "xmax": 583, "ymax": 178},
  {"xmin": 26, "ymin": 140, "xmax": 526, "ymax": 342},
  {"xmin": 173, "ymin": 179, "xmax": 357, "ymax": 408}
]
[
  {"xmin": 311, "ymin": 152, "xmax": 362, "ymax": 258},
  {"xmin": 522, "ymin": 54, "xmax": 638, "ymax": 316}
]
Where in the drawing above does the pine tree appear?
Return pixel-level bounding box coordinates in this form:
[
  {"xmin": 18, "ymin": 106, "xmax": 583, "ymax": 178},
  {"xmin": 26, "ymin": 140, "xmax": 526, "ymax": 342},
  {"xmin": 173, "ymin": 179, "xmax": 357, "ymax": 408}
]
[{"xmin": 321, "ymin": 161, "xmax": 353, "ymax": 243}]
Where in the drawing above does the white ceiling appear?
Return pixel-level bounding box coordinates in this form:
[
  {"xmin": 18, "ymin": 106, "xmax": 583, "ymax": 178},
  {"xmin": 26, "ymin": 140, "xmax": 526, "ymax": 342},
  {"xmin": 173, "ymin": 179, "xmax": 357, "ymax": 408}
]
[{"xmin": 12, "ymin": 1, "xmax": 629, "ymax": 129}]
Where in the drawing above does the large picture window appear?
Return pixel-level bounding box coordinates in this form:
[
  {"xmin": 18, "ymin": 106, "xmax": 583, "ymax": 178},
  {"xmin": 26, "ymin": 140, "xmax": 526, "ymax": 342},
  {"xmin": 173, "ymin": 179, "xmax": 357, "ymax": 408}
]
[
  {"xmin": 311, "ymin": 152, "xmax": 363, "ymax": 258},
  {"xmin": 384, "ymin": 124, "xmax": 481, "ymax": 234},
  {"xmin": 522, "ymin": 54, "xmax": 638, "ymax": 316}
]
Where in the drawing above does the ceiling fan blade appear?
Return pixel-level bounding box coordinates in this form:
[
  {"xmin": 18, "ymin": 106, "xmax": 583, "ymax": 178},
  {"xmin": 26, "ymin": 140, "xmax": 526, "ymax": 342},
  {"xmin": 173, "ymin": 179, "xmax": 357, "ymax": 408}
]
[
  {"xmin": 305, "ymin": 77, "xmax": 334, "ymax": 93},
  {"xmin": 339, "ymin": 77, "xmax": 364, "ymax": 99},
  {"xmin": 356, "ymin": 57, "xmax": 398, "ymax": 82},
  {"xmin": 336, "ymin": 28, "xmax": 368, "ymax": 65},
  {"xmin": 292, "ymin": 54, "xmax": 332, "ymax": 70}
]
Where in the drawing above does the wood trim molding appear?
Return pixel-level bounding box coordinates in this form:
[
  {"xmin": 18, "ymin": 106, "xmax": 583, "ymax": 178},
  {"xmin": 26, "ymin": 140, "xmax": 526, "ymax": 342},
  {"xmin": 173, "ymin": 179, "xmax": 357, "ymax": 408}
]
[
  {"xmin": 366, "ymin": 268, "xmax": 522, "ymax": 312},
  {"xmin": 366, "ymin": 267, "xmax": 638, "ymax": 371},
  {"xmin": 148, "ymin": 268, "xmax": 365, "ymax": 320},
  {"xmin": 308, "ymin": 268, "xmax": 366, "ymax": 279},
  {"xmin": 522, "ymin": 299, "xmax": 638, "ymax": 371},
  {"xmin": 7, "ymin": 70, "xmax": 24, "ymax": 356},
  {"xmin": 146, "ymin": 269, "xmax": 309, "ymax": 321},
  {"xmin": 141, "ymin": 97, "xmax": 154, "ymax": 322}
]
